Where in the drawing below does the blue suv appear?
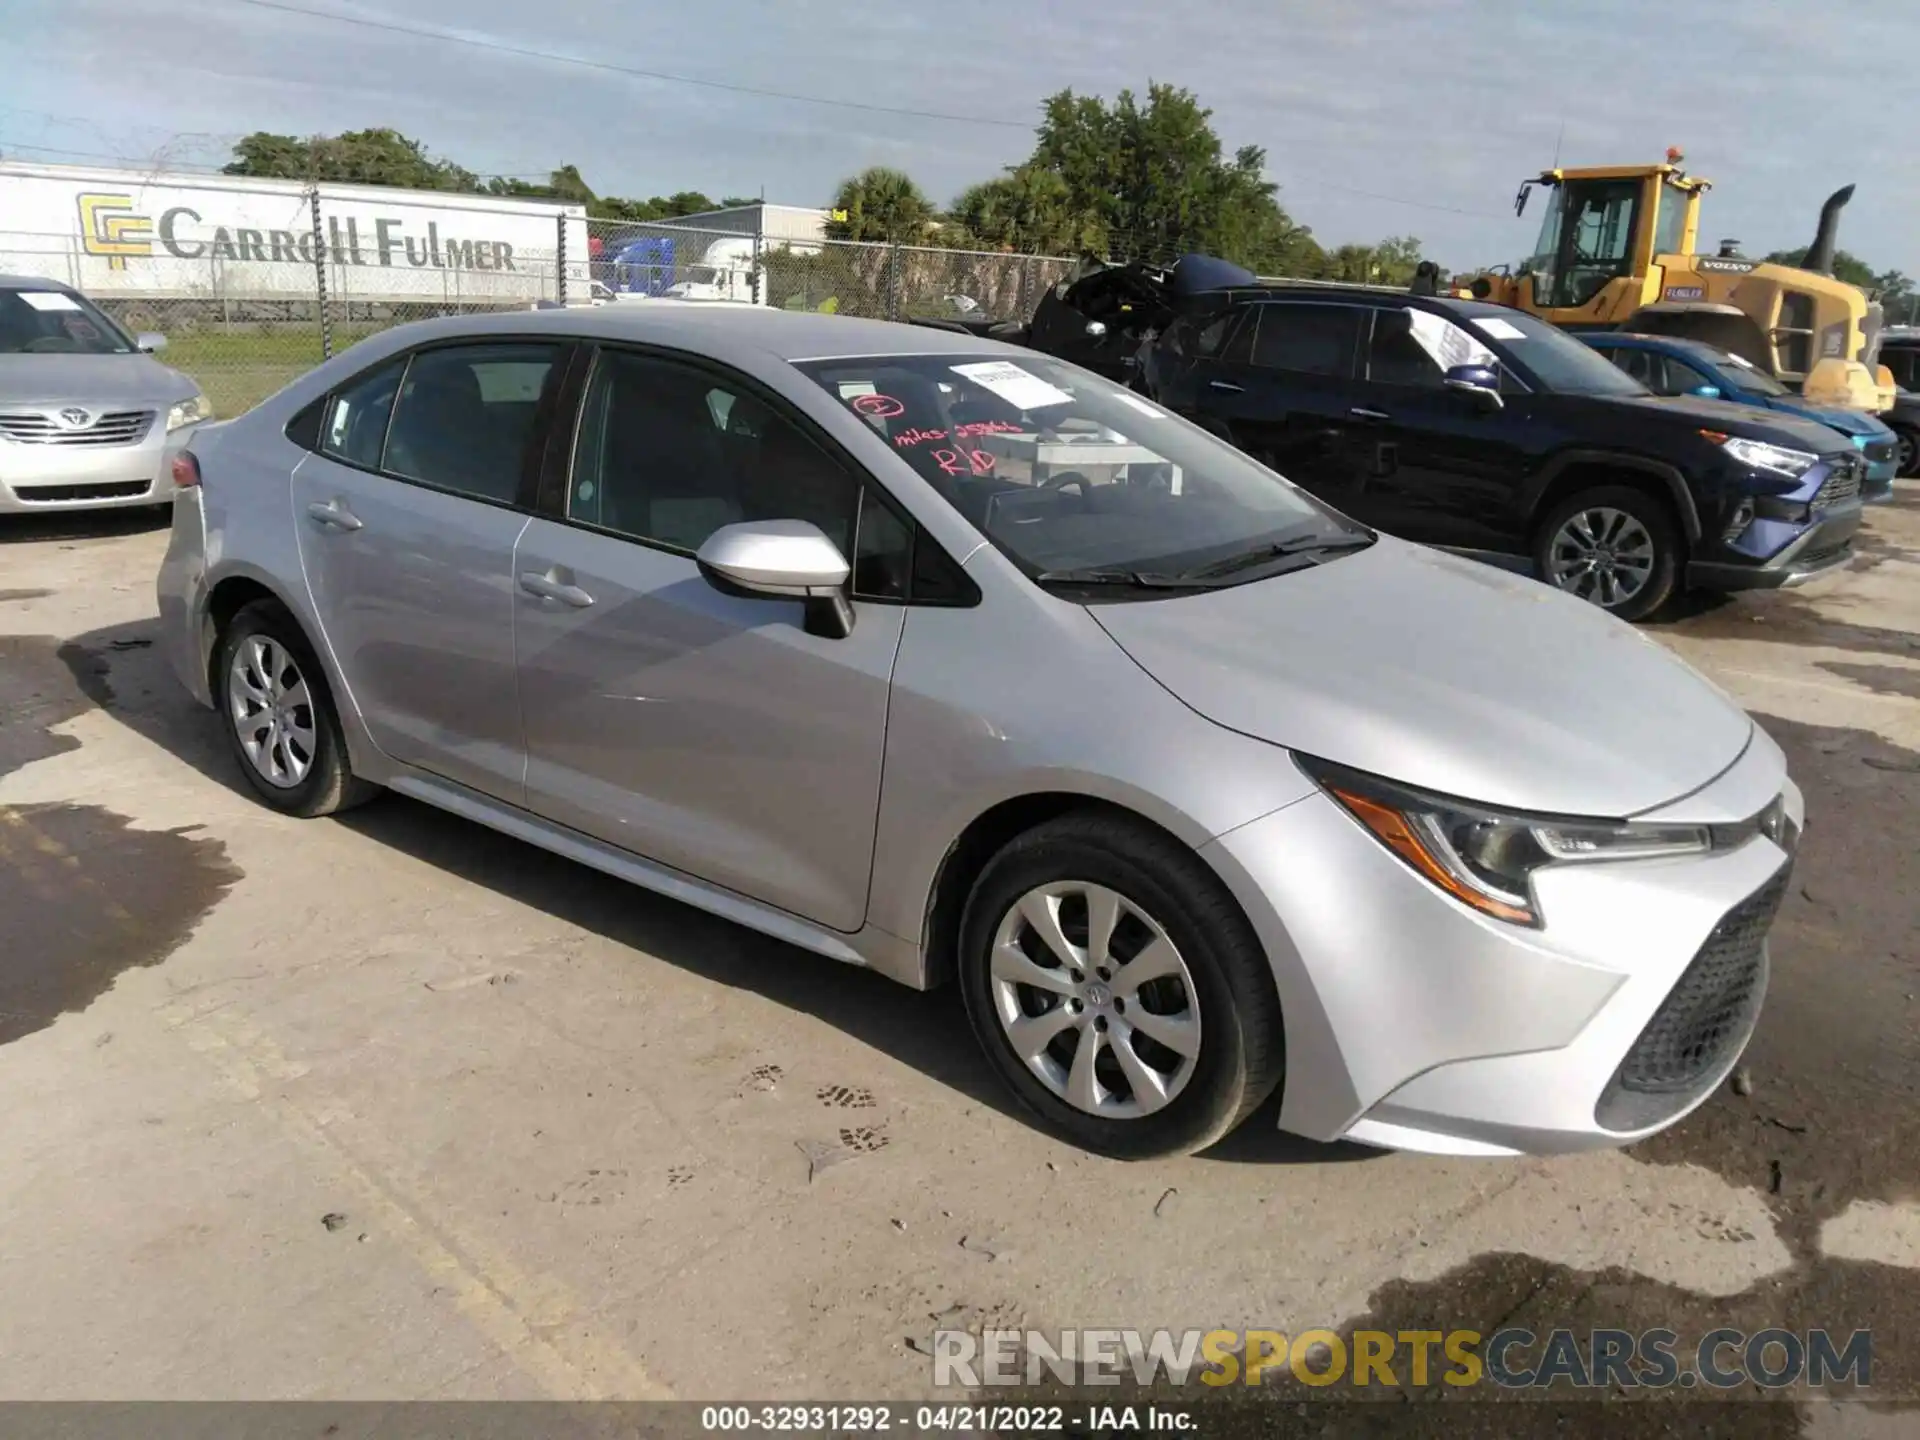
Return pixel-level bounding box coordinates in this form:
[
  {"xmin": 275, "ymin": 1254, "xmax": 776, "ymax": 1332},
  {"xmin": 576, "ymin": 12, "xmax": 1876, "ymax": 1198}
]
[{"xmin": 1581, "ymin": 333, "xmax": 1897, "ymax": 502}]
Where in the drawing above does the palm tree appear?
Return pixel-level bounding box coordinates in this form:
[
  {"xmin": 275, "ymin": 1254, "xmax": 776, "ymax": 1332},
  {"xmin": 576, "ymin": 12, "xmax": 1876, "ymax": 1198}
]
[{"xmin": 828, "ymin": 168, "xmax": 935, "ymax": 244}]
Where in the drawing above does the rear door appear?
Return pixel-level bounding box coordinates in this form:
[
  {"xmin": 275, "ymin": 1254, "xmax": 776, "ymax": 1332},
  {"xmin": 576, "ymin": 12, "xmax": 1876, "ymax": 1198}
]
[
  {"xmin": 1341, "ymin": 307, "xmax": 1535, "ymax": 551},
  {"xmin": 291, "ymin": 340, "xmax": 564, "ymax": 803},
  {"xmin": 1187, "ymin": 301, "xmax": 1368, "ymax": 501},
  {"xmin": 511, "ymin": 345, "xmax": 909, "ymax": 932}
]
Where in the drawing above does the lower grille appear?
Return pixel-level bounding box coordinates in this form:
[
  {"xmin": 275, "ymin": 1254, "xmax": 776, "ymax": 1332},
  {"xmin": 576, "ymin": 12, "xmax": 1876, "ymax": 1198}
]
[
  {"xmin": 1595, "ymin": 863, "xmax": 1788, "ymax": 1132},
  {"xmin": 0, "ymin": 410, "xmax": 155, "ymax": 447},
  {"xmin": 1814, "ymin": 462, "xmax": 1861, "ymax": 508},
  {"xmin": 13, "ymin": 479, "xmax": 153, "ymax": 503}
]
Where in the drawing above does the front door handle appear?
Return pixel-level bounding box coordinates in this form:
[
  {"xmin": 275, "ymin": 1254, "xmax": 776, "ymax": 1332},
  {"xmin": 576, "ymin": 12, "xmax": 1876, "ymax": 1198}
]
[
  {"xmin": 306, "ymin": 499, "xmax": 363, "ymax": 531},
  {"xmin": 519, "ymin": 570, "xmax": 594, "ymax": 608},
  {"xmin": 1348, "ymin": 407, "xmax": 1392, "ymax": 422},
  {"xmin": 1209, "ymin": 379, "xmax": 1246, "ymax": 394}
]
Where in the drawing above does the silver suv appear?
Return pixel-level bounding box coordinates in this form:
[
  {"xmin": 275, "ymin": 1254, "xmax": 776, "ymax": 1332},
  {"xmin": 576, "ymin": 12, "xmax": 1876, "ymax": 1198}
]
[
  {"xmin": 0, "ymin": 275, "xmax": 210, "ymax": 514},
  {"xmin": 156, "ymin": 305, "xmax": 1801, "ymax": 1159}
]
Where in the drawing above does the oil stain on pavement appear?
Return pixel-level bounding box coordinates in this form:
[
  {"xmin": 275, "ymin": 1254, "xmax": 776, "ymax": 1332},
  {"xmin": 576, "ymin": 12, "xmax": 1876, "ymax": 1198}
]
[{"xmin": 0, "ymin": 635, "xmax": 241, "ymax": 1047}]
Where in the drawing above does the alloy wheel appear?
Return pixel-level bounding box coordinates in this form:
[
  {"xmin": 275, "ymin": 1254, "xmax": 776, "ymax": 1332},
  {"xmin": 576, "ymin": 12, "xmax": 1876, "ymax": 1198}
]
[
  {"xmin": 1546, "ymin": 506, "xmax": 1657, "ymax": 608},
  {"xmin": 987, "ymin": 882, "xmax": 1202, "ymax": 1119},
  {"xmin": 227, "ymin": 635, "xmax": 317, "ymax": 789}
]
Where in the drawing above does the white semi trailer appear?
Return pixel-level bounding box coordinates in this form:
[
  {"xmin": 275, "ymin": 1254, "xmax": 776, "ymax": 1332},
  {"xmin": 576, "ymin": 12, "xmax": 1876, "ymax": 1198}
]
[{"xmin": 0, "ymin": 160, "xmax": 590, "ymax": 305}]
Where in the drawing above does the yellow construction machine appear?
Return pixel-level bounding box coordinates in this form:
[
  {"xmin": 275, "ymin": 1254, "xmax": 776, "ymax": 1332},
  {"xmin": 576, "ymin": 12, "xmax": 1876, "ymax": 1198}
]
[{"xmin": 1457, "ymin": 153, "xmax": 1895, "ymax": 412}]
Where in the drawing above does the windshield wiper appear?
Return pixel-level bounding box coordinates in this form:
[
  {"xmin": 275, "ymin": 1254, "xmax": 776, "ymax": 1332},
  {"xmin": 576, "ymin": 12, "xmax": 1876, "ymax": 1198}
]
[
  {"xmin": 1180, "ymin": 531, "xmax": 1374, "ymax": 580},
  {"xmin": 1033, "ymin": 567, "xmax": 1215, "ymax": 589}
]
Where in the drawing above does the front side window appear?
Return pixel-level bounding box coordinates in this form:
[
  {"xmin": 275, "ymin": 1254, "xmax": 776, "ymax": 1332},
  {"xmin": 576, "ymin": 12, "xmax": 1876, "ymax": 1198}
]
[
  {"xmin": 382, "ymin": 343, "xmax": 559, "ymax": 503},
  {"xmin": 321, "ymin": 358, "xmax": 406, "ymax": 469},
  {"xmin": 0, "ymin": 287, "xmax": 133, "ymax": 355},
  {"xmin": 1365, "ymin": 308, "xmax": 1497, "ymax": 387},
  {"xmin": 795, "ymin": 352, "xmax": 1363, "ymax": 587},
  {"xmin": 1652, "ymin": 181, "xmax": 1691, "ymax": 259},
  {"xmin": 570, "ymin": 349, "xmax": 859, "ymax": 559},
  {"xmin": 1250, "ymin": 303, "xmax": 1362, "ymax": 378}
]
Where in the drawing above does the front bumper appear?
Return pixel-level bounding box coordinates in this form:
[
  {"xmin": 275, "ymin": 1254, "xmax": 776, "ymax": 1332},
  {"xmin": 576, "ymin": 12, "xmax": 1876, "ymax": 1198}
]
[
  {"xmin": 1202, "ymin": 730, "xmax": 1799, "ymax": 1155},
  {"xmin": 1688, "ymin": 498, "xmax": 1862, "ymax": 592},
  {"xmin": 0, "ymin": 422, "xmax": 202, "ymax": 514},
  {"xmin": 156, "ymin": 484, "xmax": 215, "ymax": 708}
]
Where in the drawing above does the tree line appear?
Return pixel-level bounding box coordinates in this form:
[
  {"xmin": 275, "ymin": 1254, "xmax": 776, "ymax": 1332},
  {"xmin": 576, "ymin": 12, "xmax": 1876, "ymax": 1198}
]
[{"xmin": 220, "ymin": 88, "xmax": 1916, "ymax": 304}]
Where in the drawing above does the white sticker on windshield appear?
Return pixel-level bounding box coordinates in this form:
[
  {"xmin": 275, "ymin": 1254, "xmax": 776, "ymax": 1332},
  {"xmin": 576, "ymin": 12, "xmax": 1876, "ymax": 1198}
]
[
  {"xmin": 19, "ymin": 291, "xmax": 82, "ymax": 312},
  {"xmin": 951, "ymin": 360, "xmax": 1073, "ymax": 410},
  {"xmin": 836, "ymin": 380, "xmax": 877, "ymax": 399},
  {"xmin": 1471, "ymin": 317, "xmax": 1527, "ymax": 341},
  {"xmin": 1116, "ymin": 393, "xmax": 1165, "ymax": 419}
]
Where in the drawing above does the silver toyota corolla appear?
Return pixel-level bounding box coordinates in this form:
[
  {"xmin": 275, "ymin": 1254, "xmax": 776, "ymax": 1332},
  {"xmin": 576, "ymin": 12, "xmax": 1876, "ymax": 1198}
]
[
  {"xmin": 0, "ymin": 275, "xmax": 210, "ymax": 514},
  {"xmin": 155, "ymin": 305, "xmax": 1802, "ymax": 1159}
]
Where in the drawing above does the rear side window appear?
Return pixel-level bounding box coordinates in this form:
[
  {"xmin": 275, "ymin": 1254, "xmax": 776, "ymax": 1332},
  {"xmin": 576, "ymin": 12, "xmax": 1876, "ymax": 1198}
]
[
  {"xmin": 1250, "ymin": 304, "xmax": 1362, "ymax": 378},
  {"xmin": 383, "ymin": 343, "xmax": 559, "ymax": 504},
  {"xmin": 321, "ymin": 358, "xmax": 406, "ymax": 469}
]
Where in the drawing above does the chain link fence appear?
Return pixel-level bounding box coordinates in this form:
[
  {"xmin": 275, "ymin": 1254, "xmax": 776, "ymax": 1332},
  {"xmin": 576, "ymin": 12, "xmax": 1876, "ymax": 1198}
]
[{"xmin": 5, "ymin": 214, "xmax": 1081, "ymax": 419}]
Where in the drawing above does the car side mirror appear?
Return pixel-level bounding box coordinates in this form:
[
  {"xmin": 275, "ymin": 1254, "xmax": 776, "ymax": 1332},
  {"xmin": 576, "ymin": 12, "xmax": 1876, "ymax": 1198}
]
[
  {"xmin": 136, "ymin": 332, "xmax": 168, "ymax": 354},
  {"xmin": 695, "ymin": 519, "xmax": 855, "ymax": 639},
  {"xmin": 1085, "ymin": 320, "xmax": 1109, "ymax": 338},
  {"xmin": 1442, "ymin": 363, "xmax": 1504, "ymax": 411},
  {"xmin": 1691, "ymin": 384, "xmax": 1722, "ymax": 399}
]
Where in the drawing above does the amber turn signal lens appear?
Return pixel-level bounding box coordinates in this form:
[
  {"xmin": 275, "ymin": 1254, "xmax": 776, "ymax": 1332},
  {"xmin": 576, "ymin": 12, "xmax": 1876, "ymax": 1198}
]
[{"xmin": 1329, "ymin": 786, "xmax": 1536, "ymax": 925}]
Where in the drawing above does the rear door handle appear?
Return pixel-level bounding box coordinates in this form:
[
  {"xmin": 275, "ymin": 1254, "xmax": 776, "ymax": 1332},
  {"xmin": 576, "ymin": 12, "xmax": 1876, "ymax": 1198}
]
[
  {"xmin": 306, "ymin": 499, "xmax": 363, "ymax": 531},
  {"xmin": 1209, "ymin": 380, "xmax": 1246, "ymax": 394},
  {"xmin": 519, "ymin": 570, "xmax": 594, "ymax": 608},
  {"xmin": 1348, "ymin": 407, "xmax": 1392, "ymax": 422}
]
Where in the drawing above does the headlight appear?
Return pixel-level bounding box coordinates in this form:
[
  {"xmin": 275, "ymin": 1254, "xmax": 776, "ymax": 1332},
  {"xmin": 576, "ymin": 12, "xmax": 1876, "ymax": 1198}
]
[
  {"xmin": 167, "ymin": 393, "xmax": 212, "ymax": 432},
  {"xmin": 1299, "ymin": 758, "xmax": 1709, "ymax": 928},
  {"xmin": 1706, "ymin": 432, "xmax": 1818, "ymax": 479}
]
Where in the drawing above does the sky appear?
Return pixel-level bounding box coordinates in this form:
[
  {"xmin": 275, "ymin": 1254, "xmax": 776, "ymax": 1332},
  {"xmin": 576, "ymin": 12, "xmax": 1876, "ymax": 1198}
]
[{"xmin": 6, "ymin": 0, "xmax": 1918, "ymax": 273}]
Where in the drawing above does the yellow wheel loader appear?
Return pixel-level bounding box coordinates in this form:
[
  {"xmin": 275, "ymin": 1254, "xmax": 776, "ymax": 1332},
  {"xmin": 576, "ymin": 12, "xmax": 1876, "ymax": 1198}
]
[{"xmin": 1457, "ymin": 155, "xmax": 1895, "ymax": 412}]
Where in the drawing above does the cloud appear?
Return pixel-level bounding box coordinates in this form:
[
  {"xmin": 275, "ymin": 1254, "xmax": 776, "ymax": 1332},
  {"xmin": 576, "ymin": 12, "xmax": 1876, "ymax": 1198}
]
[{"xmin": 3, "ymin": 0, "xmax": 1915, "ymax": 269}]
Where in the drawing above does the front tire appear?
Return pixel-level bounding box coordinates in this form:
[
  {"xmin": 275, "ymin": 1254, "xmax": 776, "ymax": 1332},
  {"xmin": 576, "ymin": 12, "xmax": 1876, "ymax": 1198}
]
[
  {"xmin": 958, "ymin": 810, "xmax": 1284, "ymax": 1158},
  {"xmin": 1893, "ymin": 425, "xmax": 1920, "ymax": 479},
  {"xmin": 215, "ymin": 599, "xmax": 378, "ymax": 818},
  {"xmin": 1533, "ymin": 484, "xmax": 1682, "ymax": 623}
]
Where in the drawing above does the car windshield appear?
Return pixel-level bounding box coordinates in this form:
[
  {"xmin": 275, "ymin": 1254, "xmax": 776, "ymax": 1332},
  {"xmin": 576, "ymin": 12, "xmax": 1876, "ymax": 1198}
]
[
  {"xmin": 1468, "ymin": 310, "xmax": 1648, "ymax": 396},
  {"xmin": 1703, "ymin": 346, "xmax": 1791, "ymax": 396},
  {"xmin": 795, "ymin": 352, "xmax": 1365, "ymax": 585},
  {"xmin": 0, "ymin": 287, "xmax": 133, "ymax": 355}
]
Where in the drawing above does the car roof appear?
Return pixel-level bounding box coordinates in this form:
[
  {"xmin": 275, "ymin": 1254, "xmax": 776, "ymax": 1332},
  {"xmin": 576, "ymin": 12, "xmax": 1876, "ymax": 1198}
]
[
  {"xmin": 0, "ymin": 274, "xmax": 81, "ymax": 293},
  {"xmin": 1581, "ymin": 332, "xmax": 1734, "ymax": 365},
  {"xmin": 358, "ymin": 303, "xmax": 1021, "ymax": 366},
  {"xmin": 1202, "ymin": 285, "xmax": 1523, "ymax": 323}
]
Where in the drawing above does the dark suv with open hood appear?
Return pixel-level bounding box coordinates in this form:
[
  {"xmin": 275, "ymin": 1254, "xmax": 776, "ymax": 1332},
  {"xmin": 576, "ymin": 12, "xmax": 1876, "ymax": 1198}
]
[{"xmin": 1143, "ymin": 288, "xmax": 1866, "ymax": 620}]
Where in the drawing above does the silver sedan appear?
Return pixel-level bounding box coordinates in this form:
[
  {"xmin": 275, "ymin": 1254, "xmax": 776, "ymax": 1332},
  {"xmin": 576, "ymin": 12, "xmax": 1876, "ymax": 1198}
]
[
  {"xmin": 155, "ymin": 304, "xmax": 1801, "ymax": 1158},
  {"xmin": 0, "ymin": 276, "xmax": 209, "ymax": 514}
]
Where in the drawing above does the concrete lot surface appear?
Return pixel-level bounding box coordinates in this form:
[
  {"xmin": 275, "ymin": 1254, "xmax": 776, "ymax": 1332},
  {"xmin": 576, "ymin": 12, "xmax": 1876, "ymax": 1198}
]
[{"xmin": 1, "ymin": 491, "xmax": 1916, "ymax": 1433}]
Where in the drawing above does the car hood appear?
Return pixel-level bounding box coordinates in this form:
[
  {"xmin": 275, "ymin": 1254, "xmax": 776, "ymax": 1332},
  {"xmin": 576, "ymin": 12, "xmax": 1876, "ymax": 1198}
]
[
  {"xmin": 1624, "ymin": 393, "xmax": 1849, "ymax": 453},
  {"xmin": 1090, "ymin": 536, "xmax": 1755, "ymax": 819},
  {"xmin": 0, "ymin": 353, "xmax": 199, "ymax": 408},
  {"xmin": 1763, "ymin": 398, "xmax": 1887, "ymax": 438}
]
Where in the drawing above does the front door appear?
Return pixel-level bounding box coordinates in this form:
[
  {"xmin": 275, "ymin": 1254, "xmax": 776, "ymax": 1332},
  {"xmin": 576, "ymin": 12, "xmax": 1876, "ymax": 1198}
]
[
  {"xmin": 1187, "ymin": 301, "xmax": 1368, "ymax": 504},
  {"xmin": 513, "ymin": 347, "xmax": 906, "ymax": 932},
  {"xmin": 1342, "ymin": 307, "xmax": 1535, "ymax": 551},
  {"xmin": 292, "ymin": 340, "xmax": 562, "ymax": 802}
]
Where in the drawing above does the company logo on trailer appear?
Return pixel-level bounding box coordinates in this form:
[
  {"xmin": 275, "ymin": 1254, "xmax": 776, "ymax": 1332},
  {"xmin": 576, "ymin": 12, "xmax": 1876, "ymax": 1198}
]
[
  {"xmin": 74, "ymin": 193, "xmax": 523, "ymax": 274},
  {"xmin": 77, "ymin": 194, "xmax": 154, "ymax": 271}
]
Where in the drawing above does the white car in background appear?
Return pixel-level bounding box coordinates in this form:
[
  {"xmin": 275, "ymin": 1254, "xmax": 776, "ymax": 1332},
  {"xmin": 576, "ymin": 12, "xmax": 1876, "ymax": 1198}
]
[{"xmin": 0, "ymin": 274, "xmax": 210, "ymax": 514}]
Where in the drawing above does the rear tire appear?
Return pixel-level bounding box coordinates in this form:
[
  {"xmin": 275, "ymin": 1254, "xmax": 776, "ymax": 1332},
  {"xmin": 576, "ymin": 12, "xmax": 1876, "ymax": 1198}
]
[
  {"xmin": 957, "ymin": 810, "xmax": 1284, "ymax": 1158},
  {"xmin": 215, "ymin": 599, "xmax": 379, "ymax": 818},
  {"xmin": 1533, "ymin": 484, "xmax": 1682, "ymax": 623}
]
